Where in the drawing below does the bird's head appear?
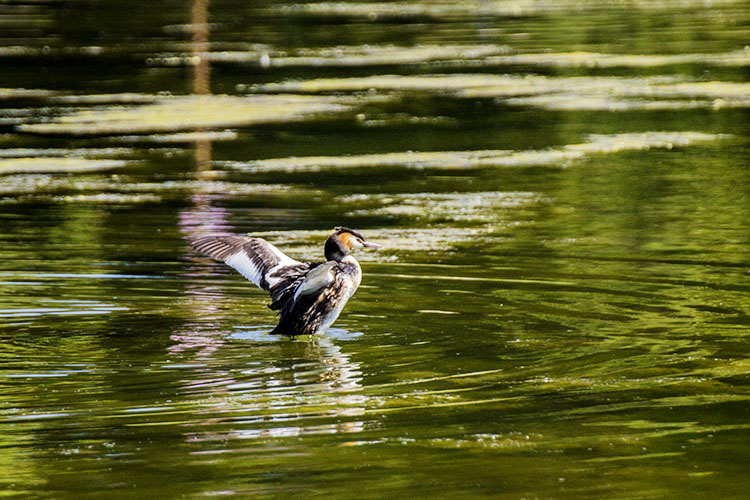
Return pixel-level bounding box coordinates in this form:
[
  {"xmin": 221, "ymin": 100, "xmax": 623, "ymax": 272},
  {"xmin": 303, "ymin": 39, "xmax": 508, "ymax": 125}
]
[{"xmin": 325, "ymin": 227, "xmax": 380, "ymax": 261}]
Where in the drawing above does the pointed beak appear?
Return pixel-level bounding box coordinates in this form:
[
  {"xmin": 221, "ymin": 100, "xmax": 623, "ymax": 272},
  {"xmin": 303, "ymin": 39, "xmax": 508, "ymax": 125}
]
[{"xmin": 362, "ymin": 240, "xmax": 381, "ymax": 249}]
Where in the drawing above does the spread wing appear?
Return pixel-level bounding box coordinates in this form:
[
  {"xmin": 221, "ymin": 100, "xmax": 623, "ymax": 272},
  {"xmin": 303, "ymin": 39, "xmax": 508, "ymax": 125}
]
[{"xmin": 187, "ymin": 235, "xmax": 302, "ymax": 291}]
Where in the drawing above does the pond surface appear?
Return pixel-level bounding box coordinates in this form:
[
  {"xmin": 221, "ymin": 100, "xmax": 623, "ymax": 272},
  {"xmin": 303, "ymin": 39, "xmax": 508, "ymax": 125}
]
[{"xmin": 1, "ymin": 1, "xmax": 750, "ymax": 498}]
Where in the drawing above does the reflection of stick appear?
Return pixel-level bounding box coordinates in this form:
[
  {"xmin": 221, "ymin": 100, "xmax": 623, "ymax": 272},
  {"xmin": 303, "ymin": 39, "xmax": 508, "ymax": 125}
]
[
  {"xmin": 193, "ymin": 139, "xmax": 213, "ymax": 173},
  {"xmin": 191, "ymin": 0, "xmax": 211, "ymax": 95},
  {"xmin": 191, "ymin": 0, "xmax": 212, "ymax": 170}
]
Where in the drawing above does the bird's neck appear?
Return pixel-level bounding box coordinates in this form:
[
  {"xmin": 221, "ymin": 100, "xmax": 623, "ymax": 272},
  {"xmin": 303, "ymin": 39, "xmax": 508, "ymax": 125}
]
[{"xmin": 324, "ymin": 238, "xmax": 347, "ymax": 262}]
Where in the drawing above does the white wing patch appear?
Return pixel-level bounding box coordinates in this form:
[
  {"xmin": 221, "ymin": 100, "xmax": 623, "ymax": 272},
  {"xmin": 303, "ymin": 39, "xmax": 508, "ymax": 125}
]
[
  {"xmin": 266, "ymin": 243, "xmax": 299, "ymax": 268},
  {"xmin": 293, "ymin": 262, "xmax": 334, "ymax": 301},
  {"xmin": 225, "ymin": 251, "xmax": 265, "ymax": 288}
]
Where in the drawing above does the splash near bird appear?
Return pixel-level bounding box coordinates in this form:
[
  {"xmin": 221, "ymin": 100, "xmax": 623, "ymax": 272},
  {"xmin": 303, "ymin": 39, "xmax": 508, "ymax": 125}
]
[{"xmin": 188, "ymin": 227, "xmax": 380, "ymax": 336}]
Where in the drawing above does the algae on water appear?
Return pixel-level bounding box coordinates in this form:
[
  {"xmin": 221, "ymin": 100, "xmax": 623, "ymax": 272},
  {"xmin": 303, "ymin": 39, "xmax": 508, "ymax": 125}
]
[
  {"xmin": 17, "ymin": 94, "xmax": 353, "ymax": 136},
  {"xmin": 227, "ymin": 132, "xmax": 730, "ymax": 172}
]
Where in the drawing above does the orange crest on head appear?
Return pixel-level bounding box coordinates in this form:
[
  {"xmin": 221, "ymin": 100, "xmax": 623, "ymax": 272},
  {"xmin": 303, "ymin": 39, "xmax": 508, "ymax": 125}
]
[{"xmin": 338, "ymin": 231, "xmax": 353, "ymax": 250}]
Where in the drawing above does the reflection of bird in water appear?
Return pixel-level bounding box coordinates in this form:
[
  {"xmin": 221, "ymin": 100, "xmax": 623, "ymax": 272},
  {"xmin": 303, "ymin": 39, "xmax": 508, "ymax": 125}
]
[{"xmin": 188, "ymin": 227, "xmax": 380, "ymax": 336}]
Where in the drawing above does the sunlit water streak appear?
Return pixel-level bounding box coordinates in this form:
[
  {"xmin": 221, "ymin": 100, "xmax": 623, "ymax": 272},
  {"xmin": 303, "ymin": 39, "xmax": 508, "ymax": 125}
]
[
  {"xmin": 154, "ymin": 45, "xmax": 750, "ymax": 70},
  {"xmin": 0, "ymin": 0, "xmax": 749, "ymax": 498},
  {"xmin": 225, "ymin": 132, "xmax": 731, "ymax": 172}
]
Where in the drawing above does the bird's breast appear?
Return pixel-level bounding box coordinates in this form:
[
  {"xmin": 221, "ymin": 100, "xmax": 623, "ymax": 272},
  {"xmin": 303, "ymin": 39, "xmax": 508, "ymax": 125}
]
[{"xmin": 339, "ymin": 255, "xmax": 362, "ymax": 290}]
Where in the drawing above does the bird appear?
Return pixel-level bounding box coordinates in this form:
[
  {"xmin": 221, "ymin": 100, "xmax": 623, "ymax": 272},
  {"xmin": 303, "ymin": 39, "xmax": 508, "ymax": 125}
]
[{"xmin": 188, "ymin": 227, "xmax": 380, "ymax": 337}]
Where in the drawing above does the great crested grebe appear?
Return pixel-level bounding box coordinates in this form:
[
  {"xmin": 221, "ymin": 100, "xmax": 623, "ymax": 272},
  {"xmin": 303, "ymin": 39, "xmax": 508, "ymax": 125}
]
[{"xmin": 188, "ymin": 227, "xmax": 380, "ymax": 336}]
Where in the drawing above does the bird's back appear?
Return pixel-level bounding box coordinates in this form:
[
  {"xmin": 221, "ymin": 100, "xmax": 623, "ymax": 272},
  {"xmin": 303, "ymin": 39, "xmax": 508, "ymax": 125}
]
[{"xmin": 271, "ymin": 257, "xmax": 362, "ymax": 336}]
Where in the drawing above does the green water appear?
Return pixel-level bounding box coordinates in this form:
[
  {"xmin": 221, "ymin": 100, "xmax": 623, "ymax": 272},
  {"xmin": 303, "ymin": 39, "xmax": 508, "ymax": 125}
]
[{"xmin": 1, "ymin": 1, "xmax": 749, "ymax": 498}]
